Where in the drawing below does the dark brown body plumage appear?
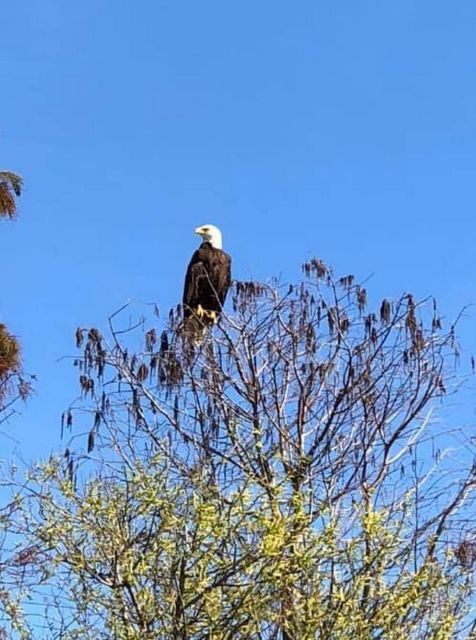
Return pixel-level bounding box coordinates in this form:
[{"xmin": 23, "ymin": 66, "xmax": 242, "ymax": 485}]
[{"xmin": 182, "ymin": 242, "xmax": 232, "ymax": 319}]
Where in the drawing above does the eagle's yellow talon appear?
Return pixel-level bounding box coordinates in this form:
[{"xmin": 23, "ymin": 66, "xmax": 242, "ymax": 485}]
[{"xmin": 193, "ymin": 306, "xmax": 217, "ymax": 324}]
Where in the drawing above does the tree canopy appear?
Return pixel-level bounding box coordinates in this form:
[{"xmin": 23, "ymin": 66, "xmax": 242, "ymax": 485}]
[{"xmin": 4, "ymin": 260, "xmax": 475, "ymax": 639}]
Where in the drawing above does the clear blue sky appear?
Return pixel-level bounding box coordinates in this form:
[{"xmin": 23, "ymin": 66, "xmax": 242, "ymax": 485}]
[{"xmin": 1, "ymin": 1, "xmax": 475, "ymax": 459}]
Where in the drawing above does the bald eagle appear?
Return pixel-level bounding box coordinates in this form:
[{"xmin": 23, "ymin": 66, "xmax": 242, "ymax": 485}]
[{"xmin": 182, "ymin": 224, "xmax": 231, "ymax": 341}]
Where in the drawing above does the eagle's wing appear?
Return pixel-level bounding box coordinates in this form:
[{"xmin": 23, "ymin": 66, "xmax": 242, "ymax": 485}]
[
  {"xmin": 213, "ymin": 252, "xmax": 231, "ymax": 306},
  {"xmin": 182, "ymin": 250, "xmax": 205, "ymax": 316}
]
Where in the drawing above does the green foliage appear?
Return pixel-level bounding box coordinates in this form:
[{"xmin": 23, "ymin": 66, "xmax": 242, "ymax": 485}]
[{"xmin": 14, "ymin": 455, "xmax": 474, "ymax": 639}]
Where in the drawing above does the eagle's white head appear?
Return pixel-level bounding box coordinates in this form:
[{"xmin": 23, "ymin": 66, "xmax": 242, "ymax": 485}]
[{"xmin": 195, "ymin": 224, "xmax": 223, "ymax": 250}]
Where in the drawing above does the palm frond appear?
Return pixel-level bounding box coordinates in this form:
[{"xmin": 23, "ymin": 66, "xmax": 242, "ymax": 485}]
[{"xmin": 0, "ymin": 171, "xmax": 23, "ymax": 220}]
